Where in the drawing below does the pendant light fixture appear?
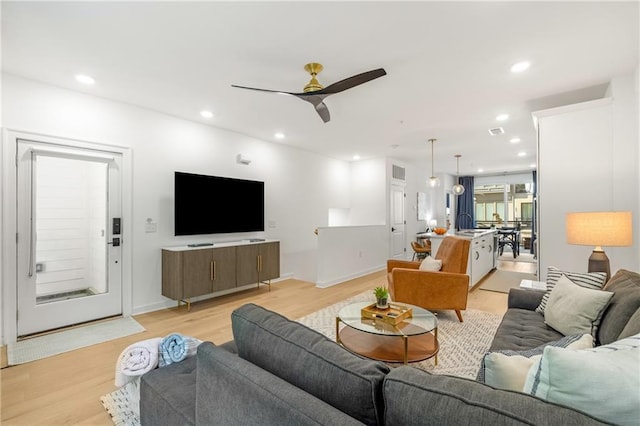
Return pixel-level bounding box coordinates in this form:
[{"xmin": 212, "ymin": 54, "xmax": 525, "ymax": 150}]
[
  {"xmin": 452, "ymin": 154, "xmax": 465, "ymax": 195},
  {"xmin": 428, "ymin": 138, "xmax": 440, "ymax": 188}
]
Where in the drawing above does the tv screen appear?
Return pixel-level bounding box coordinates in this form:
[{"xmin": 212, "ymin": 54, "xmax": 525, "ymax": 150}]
[{"xmin": 174, "ymin": 172, "xmax": 265, "ymax": 236}]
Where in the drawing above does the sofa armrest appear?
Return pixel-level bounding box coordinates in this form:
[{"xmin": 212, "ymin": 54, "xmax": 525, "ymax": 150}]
[
  {"xmin": 387, "ymin": 259, "xmax": 420, "ymax": 273},
  {"xmin": 508, "ymin": 288, "xmax": 545, "ymax": 310}
]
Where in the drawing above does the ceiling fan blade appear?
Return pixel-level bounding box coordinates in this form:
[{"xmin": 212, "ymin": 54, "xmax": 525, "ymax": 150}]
[
  {"xmin": 320, "ymin": 68, "xmax": 387, "ymax": 95},
  {"xmin": 231, "ymin": 84, "xmax": 293, "ymax": 96},
  {"xmin": 295, "ymin": 94, "xmax": 331, "ymax": 123},
  {"xmin": 314, "ymin": 102, "xmax": 331, "ymax": 123}
]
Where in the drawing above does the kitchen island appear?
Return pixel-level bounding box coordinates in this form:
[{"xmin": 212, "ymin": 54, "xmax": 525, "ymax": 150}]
[{"xmin": 416, "ymin": 229, "xmax": 497, "ymax": 287}]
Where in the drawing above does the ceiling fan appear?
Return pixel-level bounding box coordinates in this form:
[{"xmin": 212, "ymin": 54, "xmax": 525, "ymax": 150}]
[{"xmin": 231, "ymin": 63, "xmax": 387, "ymax": 123}]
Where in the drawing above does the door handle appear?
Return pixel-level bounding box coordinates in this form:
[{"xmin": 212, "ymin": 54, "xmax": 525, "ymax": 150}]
[
  {"xmin": 107, "ymin": 237, "xmax": 121, "ymax": 247},
  {"xmin": 391, "ymin": 227, "xmax": 396, "ymax": 232}
]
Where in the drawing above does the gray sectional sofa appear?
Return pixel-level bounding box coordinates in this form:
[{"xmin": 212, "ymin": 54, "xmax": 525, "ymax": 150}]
[{"xmin": 139, "ymin": 269, "xmax": 640, "ymax": 425}]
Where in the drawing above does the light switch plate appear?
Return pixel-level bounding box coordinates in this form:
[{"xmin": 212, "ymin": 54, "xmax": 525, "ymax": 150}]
[{"xmin": 145, "ymin": 222, "xmax": 157, "ymax": 233}]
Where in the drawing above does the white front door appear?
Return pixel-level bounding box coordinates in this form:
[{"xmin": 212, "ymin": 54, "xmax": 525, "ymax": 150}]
[
  {"xmin": 16, "ymin": 139, "xmax": 123, "ymax": 336},
  {"xmin": 390, "ymin": 183, "xmax": 406, "ymax": 259}
]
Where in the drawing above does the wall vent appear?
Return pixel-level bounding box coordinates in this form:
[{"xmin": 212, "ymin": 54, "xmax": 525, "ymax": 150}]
[
  {"xmin": 488, "ymin": 127, "xmax": 505, "ymax": 136},
  {"xmin": 392, "ymin": 164, "xmax": 406, "ymax": 181}
]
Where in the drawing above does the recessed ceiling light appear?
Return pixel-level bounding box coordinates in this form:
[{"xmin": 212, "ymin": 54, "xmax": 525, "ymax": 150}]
[
  {"xmin": 200, "ymin": 110, "xmax": 214, "ymax": 119},
  {"xmin": 477, "ymin": 168, "xmax": 484, "ymax": 173},
  {"xmin": 510, "ymin": 137, "xmax": 521, "ymax": 143},
  {"xmin": 75, "ymin": 74, "xmax": 95, "ymax": 85},
  {"xmin": 496, "ymin": 114, "xmax": 509, "ymax": 121},
  {"xmin": 517, "ymin": 152, "xmax": 527, "ymax": 157},
  {"xmin": 353, "ymin": 155, "xmax": 361, "ymax": 161},
  {"xmin": 529, "ymin": 163, "xmax": 536, "ymax": 168},
  {"xmin": 274, "ymin": 132, "xmax": 285, "ymax": 139},
  {"xmin": 510, "ymin": 61, "xmax": 531, "ymax": 73}
]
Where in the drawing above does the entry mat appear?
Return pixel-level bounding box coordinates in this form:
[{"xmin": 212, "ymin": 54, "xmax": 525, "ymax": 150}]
[{"xmin": 8, "ymin": 316, "xmax": 145, "ymax": 365}]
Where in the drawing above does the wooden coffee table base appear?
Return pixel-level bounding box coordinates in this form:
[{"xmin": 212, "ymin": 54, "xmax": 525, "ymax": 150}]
[{"xmin": 338, "ymin": 326, "xmax": 438, "ymax": 365}]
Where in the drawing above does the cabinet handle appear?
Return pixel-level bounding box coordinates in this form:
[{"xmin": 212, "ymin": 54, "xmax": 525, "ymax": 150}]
[
  {"xmin": 210, "ymin": 261, "xmax": 214, "ymax": 281},
  {"xmin": 257, "ymin": 255, "xmax": 260, "ymax": 272}
]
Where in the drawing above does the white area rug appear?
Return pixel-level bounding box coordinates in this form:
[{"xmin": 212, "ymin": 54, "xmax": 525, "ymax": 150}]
[
  {"xmin": 297, "ymin": 290, "xmax": 503, "ymax": 379},
  {"xmin": 8, "ymin": 316, "xmax": 145, "ymax": 365},
  {"xmin": 101, "ymin": 379, "xmax": 141, "ymax": 426}
]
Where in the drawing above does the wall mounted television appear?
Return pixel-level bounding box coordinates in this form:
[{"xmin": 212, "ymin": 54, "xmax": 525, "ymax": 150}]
[{"xmin": 174, "ymin": 172, "xmax": 265, "ymax": 236}]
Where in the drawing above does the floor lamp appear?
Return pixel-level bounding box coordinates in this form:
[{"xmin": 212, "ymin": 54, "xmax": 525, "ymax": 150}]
[{"xmin": 566, "ymin": 211, "xmax": 632, "ymax": 281}]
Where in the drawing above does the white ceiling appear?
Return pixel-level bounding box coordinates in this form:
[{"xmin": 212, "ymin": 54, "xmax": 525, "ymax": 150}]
[{"xmin": 2, "ymin": 1, "xmax": 638, "ymax": 175}]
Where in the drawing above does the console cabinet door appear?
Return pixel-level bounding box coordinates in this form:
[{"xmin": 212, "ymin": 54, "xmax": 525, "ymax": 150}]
[
  {"xmin": 211, "ymin": 246, "xmax": 237, "ymax": 291},
  {"xmin": 236, "ymin": 244, "xmax": 260, "ymax": 286},
  {"xmin": 259, "ymin": 241, "xmax": 280, "ymax": 281},
  {"xmin": 182, "ymin": 248, "xmax": 214, "ymax": 298}
]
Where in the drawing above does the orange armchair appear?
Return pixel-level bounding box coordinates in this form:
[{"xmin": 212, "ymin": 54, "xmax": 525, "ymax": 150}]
[{"xmin": 387, "ymin": 236, "xmax": 471, "ymax": 322}]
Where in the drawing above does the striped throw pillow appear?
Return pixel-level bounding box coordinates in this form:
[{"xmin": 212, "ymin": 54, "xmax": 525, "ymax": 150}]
[{"xmin": 535, "ymin": 267, "xmax": 607, "ymax": 314}]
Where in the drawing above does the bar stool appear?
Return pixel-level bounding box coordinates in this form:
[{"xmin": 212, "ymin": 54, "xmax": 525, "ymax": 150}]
[{"xmin": 411, "ymin": 240, "xmax": 431, "ymax": 260}]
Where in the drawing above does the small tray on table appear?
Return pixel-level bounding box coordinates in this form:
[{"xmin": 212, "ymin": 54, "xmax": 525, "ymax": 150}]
[{"xmin": 361, "ymin": 303, "xmax": 413, "ymax": 326}]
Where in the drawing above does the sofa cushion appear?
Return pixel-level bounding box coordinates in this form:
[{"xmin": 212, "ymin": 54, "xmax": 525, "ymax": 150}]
[
  {"xmin": 384, "ymin": 367, "xmax": 608, "ymax": 425},
  {"xmin": 196, "ymin": 342, "xmax": 365, "ymax": 426},
  {"xmin": 140, "ymin": 355, "xmax": 197, "ymax": 426},
  {"xmin": 619, "ymin": 308, "xmax": 640, "ymax": 340},
  {"xmin": 524, "ymin": 333, "xmax": 640, "ymax": 425},
  {"xmin": 598, "ymin": 269, "xmax": 640, "ymax": 345},
  {"xmin": 536, "ymin": 267, "xmax": 607, "ymax": 314},
  {"xmin": 490, "ymin": 308, "xmax": 564, "ymax": 352},
  {"xmin": 231, "ymin": 303, "xmax": 389, "ymax": 426},
  {"xmin": 477, "ymin": 334, "xmax": 593, "ymax": 391},
  {"xmin": 544, "ymin": 275, "xmax": 613, "ymax": 337}
]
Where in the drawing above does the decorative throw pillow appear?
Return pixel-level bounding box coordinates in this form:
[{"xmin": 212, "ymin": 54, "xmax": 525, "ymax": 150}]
[
  {"xmin": 535, "ymin": 267, "xmax": 607, "ymax": 314},
  {"xmin": 544, "ymin": 275, "xmax": 613, "ymax": 336},
  {"xmin": 419, "ymin": 256, "xmax": 442, "ymax": 271},
  {"xmin": 476, "ymin": 334, "xmax": 593, "ymax": 391},
  {"xmin": 523, "ymin": 333, "xmax": 640, "ymax": 425}
]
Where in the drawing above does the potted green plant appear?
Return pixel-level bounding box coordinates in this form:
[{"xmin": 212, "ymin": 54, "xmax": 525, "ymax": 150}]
[{"xmin": 373, "ymin": 286, "xmax": 389, "ymax": 309}]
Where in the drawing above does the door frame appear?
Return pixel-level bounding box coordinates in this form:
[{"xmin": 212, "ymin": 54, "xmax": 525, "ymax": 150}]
[{"xmin": 1, "ymin": 129, "xmax": 133, "ymax": 345}]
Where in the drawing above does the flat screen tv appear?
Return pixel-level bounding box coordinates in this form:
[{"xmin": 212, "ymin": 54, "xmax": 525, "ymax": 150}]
[{"xmin": 174, "ymin": 172, "xmax": 264, "ymax": 236}]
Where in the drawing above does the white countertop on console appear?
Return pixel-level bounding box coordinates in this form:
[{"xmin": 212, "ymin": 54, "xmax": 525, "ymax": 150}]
[{"xmin": 163, "ymin": 239, "xmax": 279, "ymax": 251}]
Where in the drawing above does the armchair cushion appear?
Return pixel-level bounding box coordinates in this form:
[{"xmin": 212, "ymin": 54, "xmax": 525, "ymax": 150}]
[{"xmin": 434, "ymin": 236, "xmax": 470, "ymax": 273}]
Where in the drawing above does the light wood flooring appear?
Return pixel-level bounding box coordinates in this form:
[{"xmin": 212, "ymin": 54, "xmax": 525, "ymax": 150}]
[{"xmin": 0, "ymin": 260, "xmax": 533, "ymax": 425}]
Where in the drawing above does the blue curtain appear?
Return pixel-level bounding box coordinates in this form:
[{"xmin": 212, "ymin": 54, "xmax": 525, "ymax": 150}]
[
  {"xmin": 531, "ymin": 170, "xmax": 537, "ymax": 255},
  {"xmin": 456, "ymin": 176, "xmax": 475, "ymax": 229}
]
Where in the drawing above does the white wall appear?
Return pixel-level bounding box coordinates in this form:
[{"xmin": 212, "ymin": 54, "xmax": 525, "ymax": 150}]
[
  {"xmin": 1, "ymin": 73, "xmax": 353, "ymax": 320},
  {"xmin": 534, "ymin": 70, "xmax": 639, "ymax": 279},
  {"xmin": 316, "ymin": 225, "xmax": 387, "ymax": 287},
  {"xmin": 349, "ymin": 158, "xmax": 387, "ymax": 226}
]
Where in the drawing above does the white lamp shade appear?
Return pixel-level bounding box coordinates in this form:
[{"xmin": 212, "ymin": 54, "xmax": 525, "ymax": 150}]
[{"xmin": 566, "ymin": 211, "xmax": 632, "ymax": 247}]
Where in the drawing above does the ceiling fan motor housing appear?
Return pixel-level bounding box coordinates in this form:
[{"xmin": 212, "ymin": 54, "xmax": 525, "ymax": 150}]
[{"xmin": 303, "ymin": 62, "xmax": 324, "ymax": 92}]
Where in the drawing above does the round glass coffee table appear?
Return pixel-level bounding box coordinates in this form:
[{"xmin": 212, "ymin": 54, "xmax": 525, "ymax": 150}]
[{"xmin": 336, "ymin": 301, "xmax": 438, "ymax": 365}]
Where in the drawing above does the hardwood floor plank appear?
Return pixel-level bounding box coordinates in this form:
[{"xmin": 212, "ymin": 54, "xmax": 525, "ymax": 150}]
[{"xmin": 1, "ymin": 268, "xmax": 512, "ymax": 425}]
